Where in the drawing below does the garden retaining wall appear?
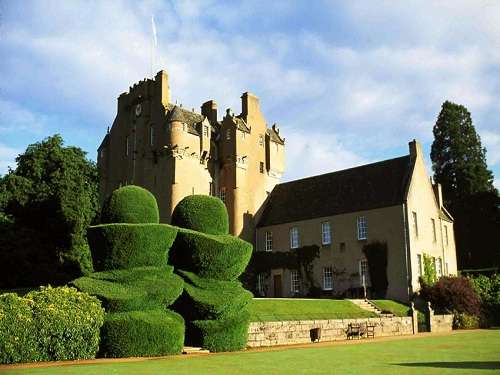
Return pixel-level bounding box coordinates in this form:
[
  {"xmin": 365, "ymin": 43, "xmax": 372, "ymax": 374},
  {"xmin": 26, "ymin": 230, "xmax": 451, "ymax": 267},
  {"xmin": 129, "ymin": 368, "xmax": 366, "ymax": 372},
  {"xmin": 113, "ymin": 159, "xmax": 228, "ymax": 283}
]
[{"xmin": 247, "ymin": 316, "xmax": 413, "ymax": 348}]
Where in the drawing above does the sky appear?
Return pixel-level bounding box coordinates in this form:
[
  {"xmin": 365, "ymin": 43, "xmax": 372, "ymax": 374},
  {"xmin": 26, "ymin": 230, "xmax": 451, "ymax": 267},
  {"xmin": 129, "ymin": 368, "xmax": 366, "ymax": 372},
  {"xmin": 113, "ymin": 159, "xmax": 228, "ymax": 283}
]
[{"xmin": 1, "ymin": 0, "xmax": 500, "ymax": 188}]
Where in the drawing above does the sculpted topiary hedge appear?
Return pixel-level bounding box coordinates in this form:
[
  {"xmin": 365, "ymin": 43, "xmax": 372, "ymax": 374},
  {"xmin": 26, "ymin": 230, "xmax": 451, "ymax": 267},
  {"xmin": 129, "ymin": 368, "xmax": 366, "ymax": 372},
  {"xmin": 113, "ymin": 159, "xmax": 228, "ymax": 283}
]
[
  {"xmin": 72, "ymin": 185, "xmax": 184, "ymax": 357},
  {"xmin": 170, "ymin": 195, "xmax": 253, "ymax": 352}
]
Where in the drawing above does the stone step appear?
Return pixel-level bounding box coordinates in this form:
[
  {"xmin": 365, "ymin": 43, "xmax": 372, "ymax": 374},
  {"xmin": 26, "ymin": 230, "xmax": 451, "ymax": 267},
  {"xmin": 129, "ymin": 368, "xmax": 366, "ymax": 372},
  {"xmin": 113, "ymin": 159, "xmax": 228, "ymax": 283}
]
[{"xmin": 182, "ymin": 346, "xmax": 210, "ymax": 355}]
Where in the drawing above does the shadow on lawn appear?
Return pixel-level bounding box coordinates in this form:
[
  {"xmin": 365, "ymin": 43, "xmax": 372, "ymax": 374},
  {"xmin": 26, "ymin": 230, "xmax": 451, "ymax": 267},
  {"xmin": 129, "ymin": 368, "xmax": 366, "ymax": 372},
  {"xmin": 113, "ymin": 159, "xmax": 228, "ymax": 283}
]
[{"xmin": 396, "ymin": 361, "xmax": 500, "ymax": 370}]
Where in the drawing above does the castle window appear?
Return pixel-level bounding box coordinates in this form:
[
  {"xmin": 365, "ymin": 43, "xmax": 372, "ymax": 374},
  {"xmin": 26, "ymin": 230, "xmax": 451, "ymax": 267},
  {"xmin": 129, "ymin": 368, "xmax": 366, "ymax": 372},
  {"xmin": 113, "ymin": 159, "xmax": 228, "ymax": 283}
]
[
  {"xmin": 125, "ymin": 136, "xmax": 129, "ymax": 156},
  {"xmin": 357, "ymin": 216, "xmax": 367, "ymax": 240},
  {"xmin": 436, "ymin": 257, "xmax": 443, "ymax": 277},
  {"xmin": 226, "ymin": 129, "xmax": 231, "ymax": 140},
  {"xmin": 444, "ymin": 225, "xmax": 449, "ymax": 246},
  {"xmin": 340, "ymin": 242, "xmax": 346, "ymax": 252},
  {"xmin": 290, "ymin": 270, "xmax": 300, "ymax": 293},
  {"xmin": 265, "ymin": 231, "xmax": 273, "ymax": 251},
  {"xmin": 359, "ymin": 259, "xmax": 369, "ymax": 285},
  {"xmin": 323, "ymin": 267, "xmax": 333, "ymax": 291},
  {"xmin": 417, "ymin": 254, "xmax": 423, "ymax": 278},
  {"xmin": 219, "ymin": 187, "xmax": 226, "ymax": 203},
  {"xmin": 321, "ymin": 222, "xmax": 331, "ymax": 245},
  {"xmin": 150, "ymin": 126, "xmax": 154, "ymax": 146},
  {"xmin": 260, "ymin": 162, "xmax": 264, "ymax": 173},
  {"xmin": 431, "ymin": 218, "xmax": 436, "ymax": 242},
  {"xmin": 259, "ymin": 134, "xmax": 264, "ymax": 146},
  {"xmin": 289, "ymin": 227, "xmax": 299, "ymax": 249},
  {"xmin": 203, "ymin": 126, "xmax": 209, "ymax": 137},
  {"xmin": 412, "ymin": 211, "xmax": 418, "ymax": 237}
]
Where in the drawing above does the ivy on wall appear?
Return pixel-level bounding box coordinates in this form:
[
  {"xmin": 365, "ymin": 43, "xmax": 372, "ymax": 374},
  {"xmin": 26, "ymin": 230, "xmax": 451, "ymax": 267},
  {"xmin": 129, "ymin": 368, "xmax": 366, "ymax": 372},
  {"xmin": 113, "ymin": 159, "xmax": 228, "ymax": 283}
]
[
  {"xmin": 245, "ymin": 245, "xmax": 320, "ymax": 295},
  {"xmin": 421, "ymin": 254, "xmax": 437, "ymax": 286},
  {"xmin": 362, "ymin": 241, "xmax": 389, "ymax": 298}
]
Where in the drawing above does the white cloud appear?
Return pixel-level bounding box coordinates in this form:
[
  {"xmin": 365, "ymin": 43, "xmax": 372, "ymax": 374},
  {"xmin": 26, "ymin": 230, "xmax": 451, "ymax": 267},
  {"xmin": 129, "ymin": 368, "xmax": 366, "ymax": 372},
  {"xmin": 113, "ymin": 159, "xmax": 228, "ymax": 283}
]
[{"xmin": 0, "ymin": 99, "xmax": 47, "ymax": 134}]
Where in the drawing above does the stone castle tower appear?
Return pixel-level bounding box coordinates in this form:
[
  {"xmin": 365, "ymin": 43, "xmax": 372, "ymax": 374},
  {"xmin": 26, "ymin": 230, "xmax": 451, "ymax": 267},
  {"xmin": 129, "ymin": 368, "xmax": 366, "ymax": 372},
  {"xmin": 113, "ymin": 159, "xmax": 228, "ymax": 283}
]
[{"xmin": 98, "ymin": 70, "xmax": 285, "ymax": 241}]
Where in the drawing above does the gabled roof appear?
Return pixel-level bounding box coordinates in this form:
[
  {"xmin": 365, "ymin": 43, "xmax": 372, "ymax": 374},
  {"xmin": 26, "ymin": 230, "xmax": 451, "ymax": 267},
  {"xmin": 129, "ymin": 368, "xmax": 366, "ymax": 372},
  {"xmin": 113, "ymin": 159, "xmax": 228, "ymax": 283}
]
[
  {"xmin": 267, "ymin": 125, "xmax": 285, "ymax": 145},
  {"xmin": 257, "ymin": 155, "xmax": 414, "ymax": 227},
  {"xmin": 234, "ymin": 116, "xmax": 251, "ymax": 133}
]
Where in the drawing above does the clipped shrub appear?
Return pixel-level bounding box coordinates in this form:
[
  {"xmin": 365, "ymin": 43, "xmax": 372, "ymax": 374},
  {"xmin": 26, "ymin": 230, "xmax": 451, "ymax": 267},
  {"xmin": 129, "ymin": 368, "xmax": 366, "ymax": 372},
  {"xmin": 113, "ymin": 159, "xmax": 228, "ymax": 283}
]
[
  {"xmin": 88, "ymin": 223, "xmax": 178, "ymax": 271},
  {"xmin": 171, "ymin": 195, "xmax": 228, "ymax": 235},
  {"xmin": 453, "ymin": 311, "xmax": 480, "ymax": 329},
  {"xmin": 99, "ymin": 309, "xmax": 184, "ymax": 358},
  {"xmin": 420, "ymin": 276, "xmax": 481, "ymax": 317},
  {"xmin": 71, "ymin": 266, "xmax": 184, "ymax": 312},
  {"xmin": 192, "ymin": 312, "xmax": 250, "ymax": 352},
  {"xmin": 101, "ymin": 185, "xmax": 159, "ymax": 224},
  {"xmin": 0, "ymin": 287, "xmax": 104, "ymax": 364},
  {"xmin": 0, "ymin": 293, "xmax": 38, "ymax": 364},
  {"xmin": 170, "ymin": 228, "xmax": 252, "ymax": 280}
]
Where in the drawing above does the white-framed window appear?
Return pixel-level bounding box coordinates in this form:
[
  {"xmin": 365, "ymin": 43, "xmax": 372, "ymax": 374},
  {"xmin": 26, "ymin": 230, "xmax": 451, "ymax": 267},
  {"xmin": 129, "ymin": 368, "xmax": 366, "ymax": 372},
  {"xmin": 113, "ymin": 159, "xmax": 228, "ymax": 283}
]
[
  {"xmin": 257, "ymin": 273, "xmax": 266, "ymax": 296},
  {"xmin": 436, "ymin": 257, "xmax": 443, "ymax": 277},
  {"xmin": 289, "ymin": 227, "xmax": 299, "ymax": 249},
  {"xmin": 357, "ymin": 216, "xmax": 367, "ymax": 240},
  {"xmin": 125, "ymin": 136, "xmax": 129, "ymax": 156},
  {"xmin": 321, "ymin": 221, "xmax": 331, "ymax": 245},
  {"xmin": 444, "ymin": 225, "xmax": 449, "ymax": 246},
  {"xmin": 150, "ymin": 125, "xmax": 154, "ymax": 146},
  {"xmin": 219, "ymin": 187, "xmax": 226, "ymax": 203},
  {"xmin": 323, "ymin": 266, "xmax": 333, "ymax": 290},
  {"xmin": 203, "ymin": 125, "xmax": 209, "ymax": 137},
  {"xmin": 417, "ymin": 254, "xmax": 423, "ymax": 278},
  {"xmin": 259, "ymin": 134, "xmax": 264, "ymax": 146},
  {"xmin": 290, "ymin": 270, "xmax": 300, "ymax": 293},
  {"xmin": 359, "ymin": 259, "xmax": 369, "ymax": 285},
  {"xmin": 412, "ymin": 211, "xmax": 418, "ymax": 237},
  {"xmin": 226, "ymin": 129, "xmax": 231, "ymax": 140},
  {"xmin": 265, "ymin": 231, "xmax": 273, "ymax": 252},
  {"xmin": 431, "ymin": 218, "xmax": 436, "ymax": 242}
]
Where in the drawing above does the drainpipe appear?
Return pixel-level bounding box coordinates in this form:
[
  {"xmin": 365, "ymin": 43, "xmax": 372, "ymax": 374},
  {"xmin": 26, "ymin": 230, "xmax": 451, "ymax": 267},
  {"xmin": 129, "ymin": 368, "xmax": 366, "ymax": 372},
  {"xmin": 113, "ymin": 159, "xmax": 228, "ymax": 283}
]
[{"xmin": 402, "ymin": 202, "xmax": 412, "ymax": 300}]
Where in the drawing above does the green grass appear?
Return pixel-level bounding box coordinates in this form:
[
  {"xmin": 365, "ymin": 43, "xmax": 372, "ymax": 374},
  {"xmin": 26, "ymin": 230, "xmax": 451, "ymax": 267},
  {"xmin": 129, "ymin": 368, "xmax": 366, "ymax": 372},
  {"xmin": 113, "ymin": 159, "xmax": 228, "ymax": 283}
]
[
  {"xmin": 248, "ymin": 298, "xmax": 377, "ymax": 321},
  {"xmin": 2, "ymin": 330, "xmax": 500, "ymax": 374},
  {"xmin": 371, "ymin": 299, "xmax": 411, "ymax": 317}
]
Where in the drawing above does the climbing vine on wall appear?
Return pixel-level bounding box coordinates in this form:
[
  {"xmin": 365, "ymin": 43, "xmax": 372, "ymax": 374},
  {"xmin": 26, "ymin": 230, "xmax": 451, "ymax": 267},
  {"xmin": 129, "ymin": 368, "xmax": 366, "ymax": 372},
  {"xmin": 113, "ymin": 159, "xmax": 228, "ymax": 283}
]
[
  {"xmin": 245, "ymin": 245, "xmax": 320, "ymax": 294},
  {"xmin": 362, "ymin": 241, "xmax": 389, "ymax": 298},
  {"xmin": 421, "ymin": 254, "xmax": 437, "ymax": 286}
]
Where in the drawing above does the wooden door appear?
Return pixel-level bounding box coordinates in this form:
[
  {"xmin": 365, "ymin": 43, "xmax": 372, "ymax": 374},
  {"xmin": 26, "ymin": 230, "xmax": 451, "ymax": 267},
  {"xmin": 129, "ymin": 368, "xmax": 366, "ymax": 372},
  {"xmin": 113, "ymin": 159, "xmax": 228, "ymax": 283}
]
[{"xmin": 273, "ymin": 274, "xmax": 282, "ymax": 297}]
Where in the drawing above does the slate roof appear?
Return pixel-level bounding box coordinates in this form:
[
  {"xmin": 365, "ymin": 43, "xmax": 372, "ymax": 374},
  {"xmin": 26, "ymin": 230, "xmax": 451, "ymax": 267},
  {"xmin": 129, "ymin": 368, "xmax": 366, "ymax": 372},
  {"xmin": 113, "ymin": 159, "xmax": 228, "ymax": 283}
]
[
  {"xmin": 166, "ymin": 104, "xmax": 204, "ymax": 136},
  {"xmin": 257, "ymin": 155, "xmax": 414, "ymax": 227}
]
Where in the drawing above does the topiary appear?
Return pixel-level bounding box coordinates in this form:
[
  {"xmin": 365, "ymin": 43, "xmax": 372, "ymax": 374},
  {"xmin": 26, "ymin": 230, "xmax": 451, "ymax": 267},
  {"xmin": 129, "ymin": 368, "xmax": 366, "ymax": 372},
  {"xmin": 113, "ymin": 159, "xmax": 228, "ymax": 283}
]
[
  {"xmin": 170, "ymin": 195, "xmax": 253, "ymax": 352},
  {"xmin": 171, "ymin": 195, "xmax": 228, "ymax": 235},
  {"xmin": 101, "ymin": 185, "xmax": 159, "ymax": 224}
]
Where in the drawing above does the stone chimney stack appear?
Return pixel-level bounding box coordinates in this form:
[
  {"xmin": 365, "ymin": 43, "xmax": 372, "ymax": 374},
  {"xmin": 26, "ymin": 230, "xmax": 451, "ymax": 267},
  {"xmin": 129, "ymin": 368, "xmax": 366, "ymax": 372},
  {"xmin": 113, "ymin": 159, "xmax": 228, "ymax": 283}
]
[
  {"xmin": 155, "ymin": 70, "xmax": 171, "ymax": 105},
  {"xmin": 241, "ymin": 92, "xmax": 260, "ymax": 118},
  {"xmin": 201, "ymin": 100, "xmax": 218, "ymax": 123},
  {"xmin": 433, "ymin": 183, "xmax": 444, "ymax": 209},
  {"xmin": 409, "ymin": 139, "xmax": 422, "ymax": 159}
]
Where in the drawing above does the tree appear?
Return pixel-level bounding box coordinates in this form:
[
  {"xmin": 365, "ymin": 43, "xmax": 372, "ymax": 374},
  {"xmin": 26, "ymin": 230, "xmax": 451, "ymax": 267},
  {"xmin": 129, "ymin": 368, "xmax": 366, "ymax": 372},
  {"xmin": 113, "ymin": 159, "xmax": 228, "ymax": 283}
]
[
  {"xmin": 431, "ymin": 101, "xmax": 499, "ymax": 269},
  {"xmin": 0, "ymin": 135, "xmax": 99, "ymax": 288}
]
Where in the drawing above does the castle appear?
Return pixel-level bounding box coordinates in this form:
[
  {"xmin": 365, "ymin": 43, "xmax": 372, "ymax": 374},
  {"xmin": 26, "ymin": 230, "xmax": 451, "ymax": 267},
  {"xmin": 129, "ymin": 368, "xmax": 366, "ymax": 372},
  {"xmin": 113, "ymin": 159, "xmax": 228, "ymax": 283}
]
[
  {"xmin": 98, "ymin": 70, "xmax": 458, "ymax": 302},
  {"xmin": 98, "ymin": 70, "xmax": 285, "ymax": 242}
]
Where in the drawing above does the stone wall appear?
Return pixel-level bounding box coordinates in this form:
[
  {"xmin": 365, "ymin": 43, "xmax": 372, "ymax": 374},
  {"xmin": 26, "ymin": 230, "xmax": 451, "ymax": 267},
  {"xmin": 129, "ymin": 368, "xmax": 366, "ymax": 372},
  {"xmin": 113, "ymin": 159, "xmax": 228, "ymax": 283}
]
[
  {"xmin": 247, "ymin": 316, "xmax": 413, "ymax": 348},
  {"xmin": 430, "ymin": 314, "xmax": 453, "ymax": 333}
]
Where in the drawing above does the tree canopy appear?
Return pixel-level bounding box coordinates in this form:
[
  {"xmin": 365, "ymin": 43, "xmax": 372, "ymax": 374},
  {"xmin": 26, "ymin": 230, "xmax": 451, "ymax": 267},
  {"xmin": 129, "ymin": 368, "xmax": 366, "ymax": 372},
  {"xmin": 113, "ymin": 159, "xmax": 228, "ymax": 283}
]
[
  {"xmin": 0, "ymin": 135, "xmax": 100, "ymax": 288},
  {"xmin": 431, "ymin": 101, "xmax": 499, "ymax": 269}
]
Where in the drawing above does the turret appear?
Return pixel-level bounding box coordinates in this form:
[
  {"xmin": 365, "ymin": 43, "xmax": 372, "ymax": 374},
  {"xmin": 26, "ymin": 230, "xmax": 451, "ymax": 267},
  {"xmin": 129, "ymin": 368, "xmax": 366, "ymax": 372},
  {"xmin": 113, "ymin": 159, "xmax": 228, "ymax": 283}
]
[{"xmin": 167, "ymin": 106, "xmax": 184, "ymax": 148}]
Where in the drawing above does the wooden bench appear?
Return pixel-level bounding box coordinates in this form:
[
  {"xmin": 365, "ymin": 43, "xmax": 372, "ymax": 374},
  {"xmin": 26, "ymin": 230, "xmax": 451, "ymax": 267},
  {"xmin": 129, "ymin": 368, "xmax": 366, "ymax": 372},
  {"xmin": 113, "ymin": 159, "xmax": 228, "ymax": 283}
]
[{"xmin": 346, "ymin": 323, "xmax": 375, "ymax": 340}]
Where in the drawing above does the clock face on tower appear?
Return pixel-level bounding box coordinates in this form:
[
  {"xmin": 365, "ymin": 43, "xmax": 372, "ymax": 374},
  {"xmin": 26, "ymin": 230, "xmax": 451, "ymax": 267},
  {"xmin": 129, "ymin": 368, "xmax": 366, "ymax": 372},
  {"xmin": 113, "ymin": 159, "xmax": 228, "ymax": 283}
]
[{"xmin": 135, "ymin": 103, "xmax": 142, "ymax": 117}]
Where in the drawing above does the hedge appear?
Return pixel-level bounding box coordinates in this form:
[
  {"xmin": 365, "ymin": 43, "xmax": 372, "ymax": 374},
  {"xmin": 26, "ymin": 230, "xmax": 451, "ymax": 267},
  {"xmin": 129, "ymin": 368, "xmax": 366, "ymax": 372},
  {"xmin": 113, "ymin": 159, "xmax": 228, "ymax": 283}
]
[
  {"xmin": 171, "ymin": 195, "xmax": 228, "ymax": 235},
  {"xmin": 88, "ymin": 223, "xmax": 178, "ymax": 271},
  {"xmin": 192, "ymin": 312, "xmax": 250, "ymax": 352},
  {"xmin": 169, "ymin": 228, "xmax": 252, "ymax": 280},
  {"xmin": 0, "ymin": 286, "xmax": 104, "ymax": 364},
  {"xmin": 71, "ymin": 266, "xmax": 184, "ymax": 312},
  {"xmin": 177, "ymin": 270, "xmax": 253, "ymax": 320},
  {"xmin": 101, "ymin": 185, "xmax": 159, "ymax": 224},
  {"xmin": 99, "ymin": 309, "xmax": 184, "ymax": 358}
]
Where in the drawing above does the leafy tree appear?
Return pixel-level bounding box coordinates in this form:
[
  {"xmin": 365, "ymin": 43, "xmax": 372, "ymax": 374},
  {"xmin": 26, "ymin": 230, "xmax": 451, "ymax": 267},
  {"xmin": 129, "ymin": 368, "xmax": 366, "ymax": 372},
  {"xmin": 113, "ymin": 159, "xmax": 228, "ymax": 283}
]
[
  {"xmin": 0, "ymin": 135, "xmax": 99, "ymax": 288},
  {"xmin": 431, "ymin": 101, "xmax": 499, "ymax": 269}
]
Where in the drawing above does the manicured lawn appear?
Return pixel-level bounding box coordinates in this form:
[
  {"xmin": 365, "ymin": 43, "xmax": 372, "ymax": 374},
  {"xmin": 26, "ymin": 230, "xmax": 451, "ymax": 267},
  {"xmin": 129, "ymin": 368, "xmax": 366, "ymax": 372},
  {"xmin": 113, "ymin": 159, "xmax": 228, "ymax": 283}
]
[
  {"xmin": 3, "ymin": 330, "xmax": 500, "ymax": 374},
  {"xmin": 371, "ymin": 299, "xmax": 411, "ymax": 316},
  {"xmin": 249, "ymin": 298, "xmax": 377, "ymax": 321}
]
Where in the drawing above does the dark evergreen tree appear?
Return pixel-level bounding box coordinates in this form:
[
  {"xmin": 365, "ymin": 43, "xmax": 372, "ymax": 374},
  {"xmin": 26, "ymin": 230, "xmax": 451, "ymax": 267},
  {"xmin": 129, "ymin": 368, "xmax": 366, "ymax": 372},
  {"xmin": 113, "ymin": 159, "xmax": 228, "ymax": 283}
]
[
  {"xmin": 431, "ymin": 101, "xmax": 499, "ymax": 269},
  {"xmin": 0, "ymin": 135, "xmax": 100, "ymax": 287}
]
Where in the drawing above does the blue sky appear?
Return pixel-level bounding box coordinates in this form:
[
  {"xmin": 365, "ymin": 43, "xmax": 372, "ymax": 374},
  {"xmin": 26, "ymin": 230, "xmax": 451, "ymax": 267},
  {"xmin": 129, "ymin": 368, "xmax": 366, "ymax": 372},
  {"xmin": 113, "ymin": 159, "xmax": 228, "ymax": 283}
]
[{"xmin": 1, "ymin": 0, "xmax": 499, "ymax": 187}]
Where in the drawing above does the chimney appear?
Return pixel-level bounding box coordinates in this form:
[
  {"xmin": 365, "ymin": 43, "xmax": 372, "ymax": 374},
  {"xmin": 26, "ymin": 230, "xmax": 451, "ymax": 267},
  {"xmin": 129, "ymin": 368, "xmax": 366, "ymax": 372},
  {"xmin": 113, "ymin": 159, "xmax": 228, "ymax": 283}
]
[
  {"xmin": 241, "ymin": 92, "xmax": 260, "ymax": 118},
  {"xmin": 433, "ymin": 183, "xmax": 443, "ymax": 209},
  {"xmin": 409, "ymin": 139, "xmax": 422, "ymax": 159},
  {"xmin": 155, "ymin": 70, "xmax": 170, "ymax": 105},
  {"xmin": 201, "ymin": 100, "xmax": 218, "ymax": 123}
]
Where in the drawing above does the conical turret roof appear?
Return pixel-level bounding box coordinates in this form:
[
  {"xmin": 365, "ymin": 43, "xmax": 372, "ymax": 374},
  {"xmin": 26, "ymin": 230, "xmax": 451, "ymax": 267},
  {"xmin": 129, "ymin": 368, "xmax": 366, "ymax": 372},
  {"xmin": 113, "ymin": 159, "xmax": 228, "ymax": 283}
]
[{"xmin": 167, "ymin": 105, "xmax": 184, "ymax": 122}]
